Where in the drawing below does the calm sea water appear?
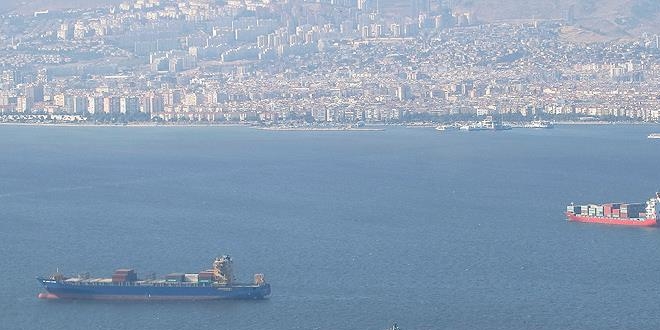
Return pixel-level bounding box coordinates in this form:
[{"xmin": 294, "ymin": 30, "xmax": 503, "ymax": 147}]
[{"xmin": 1, "ymin": 124, "xmax": 660, "ymax": 330}]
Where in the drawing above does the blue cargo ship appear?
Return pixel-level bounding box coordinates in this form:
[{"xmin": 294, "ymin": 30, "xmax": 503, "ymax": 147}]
[{"xmin": 37, "ymin": 256, "xmax": 271, "ymax": 300}]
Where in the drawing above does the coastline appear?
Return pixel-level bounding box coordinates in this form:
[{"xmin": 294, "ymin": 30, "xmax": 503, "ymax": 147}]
[
  {"xmin": 0, "ymin": 122, "xmax": 386, "ymax": 130},
  {"xmin": 0, "ymin": 122, "xmax": 252, "ymax": 128},
  {"xmin": 254, "ymin": 127, "xmax": 385, "ymax": 131},
  {"xmin": 0, "ymin": 121, "xmax": 657, "ymax": 128},
  {"xmin": 552, "ymin": 121, "xmax": 655, "ymax": 125}
]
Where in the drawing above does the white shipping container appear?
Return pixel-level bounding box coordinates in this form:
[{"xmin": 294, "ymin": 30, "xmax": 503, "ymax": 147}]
[{"xmin": 184, "ymin": 274, "xmax": 199, "ymax": 282}]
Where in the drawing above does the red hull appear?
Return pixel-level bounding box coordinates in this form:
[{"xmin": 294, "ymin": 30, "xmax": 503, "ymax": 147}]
[{"xmin": 566, "ymin": 212, "xmax": 656, "ymax": 227}]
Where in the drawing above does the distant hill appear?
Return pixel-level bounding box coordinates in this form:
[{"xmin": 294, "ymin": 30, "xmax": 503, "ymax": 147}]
[
  {"xmin": 4, "ymin": 0, "xmax": 659, "ymax": 42},
  {"xmin": 379, "ymin": 0, "xmax": 660, "ymax": 41}
]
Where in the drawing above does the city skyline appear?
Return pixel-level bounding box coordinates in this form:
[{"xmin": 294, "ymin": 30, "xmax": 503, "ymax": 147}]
[{"xmin": 0, "ymin": 0, "xmax": 659, "ymax": 125}]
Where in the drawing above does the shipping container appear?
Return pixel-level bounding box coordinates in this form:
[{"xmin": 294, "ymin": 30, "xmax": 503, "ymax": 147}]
[
  {"xmin": 628, "ymin": 204, "xmax": 646, "ymax": 214},
  {"xmin": 581, "ymin": 206, "xmax": 590, "ymax": 215},
  {"xmin": 198, "ymin": 272, "xmax": 215, "ymax": 281},
  {"xmin": 184, "ymin": 274, "xmax": 199, "ymax": 282},
  {"xmin": 112, "ymin": 275, "xmax": 133, "ymax": 283},
  {"xmin": 567, "ymin": 205, "xmax": 583, "ymax": 213},
  {"xmin": 112, "ymin": 269, "xmax": 137, "ymax": 282},
  {"xmin": 166, "ymin": 273, "xmax": 185, "ymax": 282}
]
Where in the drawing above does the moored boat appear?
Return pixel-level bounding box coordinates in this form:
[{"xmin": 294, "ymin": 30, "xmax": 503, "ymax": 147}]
[
  {"xmin": 524, "ymin": 120, "xmax": 554, "ymax": 128},
  {"xmin": 435, "ymin": 124, "xmax": 458, "ymax": 131},
  {"xmin": 459, "ymin": 116, "xmax": 511, "ymax": 131}
]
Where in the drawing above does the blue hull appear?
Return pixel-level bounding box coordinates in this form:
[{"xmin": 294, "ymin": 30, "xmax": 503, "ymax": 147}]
[{"xmin": 37, "ymin": 278, "xmax": 271, "ymax": 300}]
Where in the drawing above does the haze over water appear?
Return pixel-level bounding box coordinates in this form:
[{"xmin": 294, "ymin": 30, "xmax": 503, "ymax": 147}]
[{"xmin": 2, "ymin": 125, "xmax": 660, "ymax": 330}]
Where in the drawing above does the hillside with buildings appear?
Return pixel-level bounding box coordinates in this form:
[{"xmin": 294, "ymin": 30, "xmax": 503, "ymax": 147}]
[
  {"xmin": 379, "ymin": 0, "xmax": 660, "ymax": 41},
  {"xmin": 1, "ymin": 0, "xmax": 660, "ymax": 125},
  {"xmin": 7, "ymin": 0, "xmax": 660, "ymax": 41},
  {"xmin": 0, "ymin": 0, "xmax": 121, "ymax": 15}
]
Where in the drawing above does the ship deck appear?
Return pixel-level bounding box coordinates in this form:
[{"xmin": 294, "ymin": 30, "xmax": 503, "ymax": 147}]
[{"xmin": 52, "ymin": 277, "xmax": 260, "ymax": 288}]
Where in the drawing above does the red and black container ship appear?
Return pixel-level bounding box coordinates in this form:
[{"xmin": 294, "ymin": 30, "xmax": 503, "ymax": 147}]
[{"xmin": 566, "ymin": 192, "xmax": 660, "ymax": 227}]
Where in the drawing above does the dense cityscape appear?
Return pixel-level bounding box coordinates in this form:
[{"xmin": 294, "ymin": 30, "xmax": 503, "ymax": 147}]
[{"xmin": 1, "ymin": 0, "xmax": 660, "ymax": 125}]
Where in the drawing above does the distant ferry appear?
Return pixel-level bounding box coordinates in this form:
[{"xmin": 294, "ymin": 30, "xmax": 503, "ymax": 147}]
[
  {"xmin": 37, "ymin": 256, "xmax": 271, "ymax": 300},
  {"xmin": 566, "ymin": 193, "xmax": 660, "ymax": 227},
  {"xmin": 459, "ymin": 116, "xmax": 511, "ymax": 131},
  {"xmin": 648, "ymin": 133, "xmax": 660, "ymax": 139}
]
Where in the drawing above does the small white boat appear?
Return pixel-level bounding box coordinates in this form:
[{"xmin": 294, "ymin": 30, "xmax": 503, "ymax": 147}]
[
  {"xmin": 435, "ymin": 124, "xmax": 458, "ymax": 131},
  {"xmin": 525, "ymin": 120, "xmax": 554, "ymax": 129},
  {"xmin": 459, "ymin": 116, "xmax": 511, "ymax": 131},
  {"xmin": 648, "ymin": 133, "xmax": 660, "ymax": 139}
]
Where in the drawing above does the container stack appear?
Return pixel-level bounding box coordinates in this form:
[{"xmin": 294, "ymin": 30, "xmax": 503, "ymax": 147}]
[
  {"xmin": 595, "ymin": 205, "xmax": 604, "ymax": 217},
  {"xmin": 587, "ymin": 204, "xmax": 597, "ymax": 217},
  {"xmin": 567, "ymin": 205, "xmax": 582, "ymax": 214},
  {"xmin": 625, "ymin": 203, "xmax": 646, "ymax": 218},
  {"xmin": 611, "ymin": 204, "xmax": 621, "ymax": 218},
  {"xmin": 184, "ymin": 273, "xmax": 199, "ymax": 283},
  {"xmin": 111, "ymin": 269, "xmax": 137, "ymax": 283},
  {"xmin": 198, "ymin": 270, "xmax": 215, "ymax": 284},
  {"xmin": 620, "ymin": 203, "xmax": 628, "ymax": 218},
  {"xmin": 165, "ymin": 273, "xmax": 185, "ymax": 283},
  {"xmin": 581, "ymin": 206, "xmax": 590, "ymax": 216},
  {"xmin": 569, "ymin": 202, "xmax": 647, "ymax": 219}
]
